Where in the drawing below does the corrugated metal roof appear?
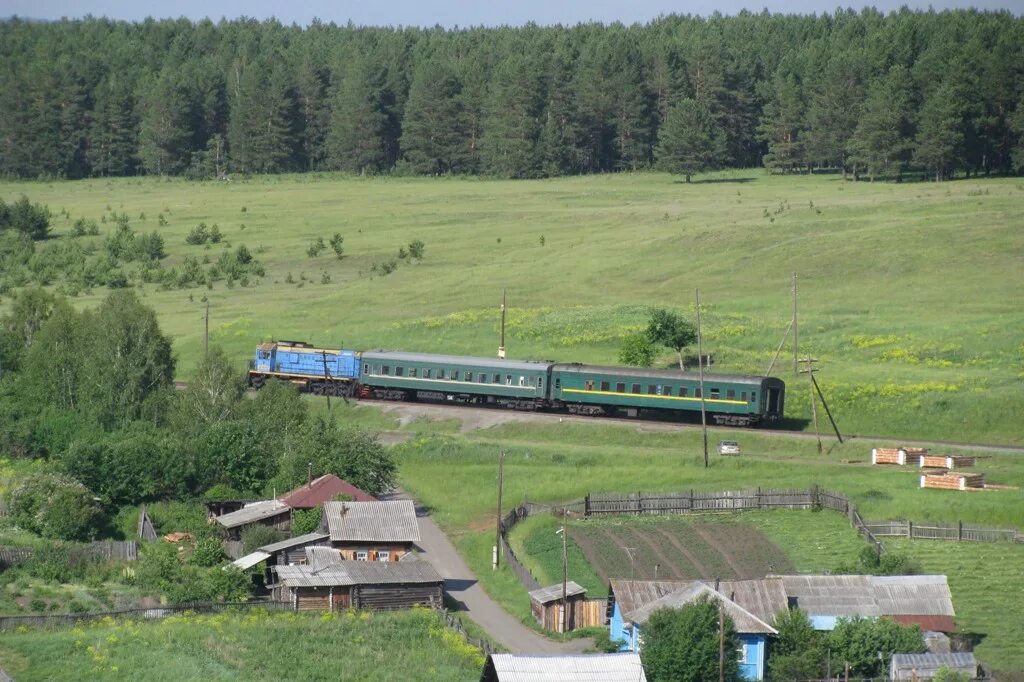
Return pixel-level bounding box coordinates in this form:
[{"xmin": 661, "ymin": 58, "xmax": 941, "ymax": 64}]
[
  {"xmin": 230, "ymin": 551, "xmax": 270, "ymax": 570},
  {"xmin": 486, "ymin": 653, "xmax": 648, "ymax": 682},
  {"xmin": 361, "ymin": 351, "xmax": 552, "ymax": 372},
  {"xmin": 323, "ymin": 500, "xmax": 420, "ymax": 543},
  {"xmin": 529, "ymin": 581, "xmax": 587, "ymax": 604},
  {"xmin": 718, "ymin": 578, "xmax": 789, "ymax": 625},
  {"xmin": 890, "ymin": 653, "xmax": 976, "ymax": 676},
  {"xmin": 780, "ymin": 575, "xmax": 954, "ymax": 619},
  {"xmin": 610, "ymin": 580, "xmax": 690, "ymax": 618},
  {"xmin": 257, "ymin": 532, "xmax": 329, "ymax": 554},
  {"xmin": 551, "ymin": 363, "xmax": 770, "ymax": 385},
  {"xmin": 215, "ymin": 500, "xmax": 290, "ymax": 529},
  {"xmin": 274, "ymin": 560, "xmax": 442, "ymax": 588},
  {"xmin": 278, "ymin": 474, "xmax": 376, "ymax": 508},
  {"xmin": 626, "ymin": 583, "xmax": 777, "ymax": 635}
]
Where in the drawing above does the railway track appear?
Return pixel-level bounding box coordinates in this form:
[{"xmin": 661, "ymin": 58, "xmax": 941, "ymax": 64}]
[{"xmin": 173, "ymin": 380, "xmax": 1024, "ymax": 453}]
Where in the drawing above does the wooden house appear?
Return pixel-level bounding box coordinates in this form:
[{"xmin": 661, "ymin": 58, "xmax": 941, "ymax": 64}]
[
  {"xmin": 271, "ymin": 559, "xmax": 442, "ymax": 611},
  {"xmin": 215, "ymin": 500, "xmax": 291, "ymax": 541},
  {"xmin": 528, "ymin": 581, "xmax": 588, "ymax": 632},
  {"xmin": 479, "ymin": 653, "xmax": 647, "ymax": 682},
  {"xmin": 322, "ymin": 499, "xmax": 420, "ymax": 561},
  {"xmin": 278, "ymin": 474, "xmax": 376, "ymax": 509}
]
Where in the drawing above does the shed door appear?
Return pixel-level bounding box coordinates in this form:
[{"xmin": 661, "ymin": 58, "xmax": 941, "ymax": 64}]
[{"xmin": 332, "ymin": 589, "xmax": 350, "ymax": 610}]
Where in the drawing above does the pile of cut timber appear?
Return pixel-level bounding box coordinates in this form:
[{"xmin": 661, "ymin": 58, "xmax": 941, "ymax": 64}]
[
  {"xmin": 920, "ymin": 472, "xmax": 985, "ymax": 490},
  {"xmin": 872, "ymin": 447, "xmax": 927, "ymax": 466},
  {"xmin": 919, "ymin": 455, "xmax": 977, "ymax": 469}
]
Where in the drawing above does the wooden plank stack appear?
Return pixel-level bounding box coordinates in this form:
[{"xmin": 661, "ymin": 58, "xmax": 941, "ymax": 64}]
[
  {"xmin": 872, "ymin": 447, "xmax": 927, "ymax": 465},
  {"xmin": 920, "ymin": 472, "xmax": 985, "ymax": 491},
  {"xmin": 920, "ymin": 455, "xmax": 978, "ymax": 469}
]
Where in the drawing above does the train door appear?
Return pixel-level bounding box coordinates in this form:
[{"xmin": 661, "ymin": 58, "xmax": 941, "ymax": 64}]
[{"xmin": 767, "ymin": 387, "xmax": 781, "ymax": 415}]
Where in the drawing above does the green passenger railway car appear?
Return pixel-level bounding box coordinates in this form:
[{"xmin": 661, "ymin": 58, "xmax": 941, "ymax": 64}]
[
  {"xmin": 549, "ymin": 364, "xmax": 785, "ymax": 426},
  {"xmin": 357, "ymin": 351, "xmax": 553, "ymax": 410}
]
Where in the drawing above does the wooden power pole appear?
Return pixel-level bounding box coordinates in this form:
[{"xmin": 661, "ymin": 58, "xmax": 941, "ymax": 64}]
[
  {"xmin": 561, "ymin": 523, "xmax": 568, "ymax": 633},
  {"xmin": 718, "ymin": 601, "xmax": 726, "ymax": 682},
  {"xmin": 494, "ymin": 450, "xmax": 504, "ymax": 569},
  {"xmin": 800, "ymin": 357, "xmax": 822, "ymax": 454},
  {"xmin": 321, "ymin": 350, "xmax": 332, "ymax": 415},
  {"xmin": 696, "ymin": 288, "xmax": 709, "ymax": 469},
  {"xmin": 498, "ymin": 288, "xmax": 507, "ymax": 360}
]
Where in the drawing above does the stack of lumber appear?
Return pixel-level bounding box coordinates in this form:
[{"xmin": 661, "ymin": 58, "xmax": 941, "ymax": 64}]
[
  {"xmin": 919, "ymin": 455, "xmax": 977, "ymax": 469},
  {"xmin": 920, "ymin": 472, "xmax": 985, "ymax": 490},
  {"xmin": 872, "ymin": 447, "xmax": 928, "ymax": 465},
  {"xmin": 901, "ymin": 447, "xmax": 928, "ymax": 465}
]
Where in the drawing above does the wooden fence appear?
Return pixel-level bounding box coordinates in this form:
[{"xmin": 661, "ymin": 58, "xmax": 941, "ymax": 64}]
[
  {"xmin": 499, "ymin": 506, "xmax": 540, "ymax": 591},
  {"xmin": 436, "ymin": 607, "xmax": 496, "ymax": 657},
  {"xmin": 0, "ymin": 541, "xmax": 138, "ymax": 568},
  {"xmin": 862, "ymin": 520, "xmax": 1018, "ymax": 542}
]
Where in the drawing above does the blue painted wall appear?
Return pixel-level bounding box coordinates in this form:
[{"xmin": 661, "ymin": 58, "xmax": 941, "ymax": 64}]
[
  {"xmin": 255, "ymin": 345, "xmax": 359, "ymax": 379},
  {"xmin": 609, "ymin": 602, "xmax": 767, "ymax": 680}
]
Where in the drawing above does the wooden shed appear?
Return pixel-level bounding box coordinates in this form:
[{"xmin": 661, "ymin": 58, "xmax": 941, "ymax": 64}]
[
  {"xmin": 271, "ymin": 559, "xmax": 443, "ymax": 612},
  {"xmin": 215, "ymin": 500, "xmax": 291, "ymax": 541},
  {"xmin": 528, "ymin": 581, "xmax": 588, "ymax": 632}
]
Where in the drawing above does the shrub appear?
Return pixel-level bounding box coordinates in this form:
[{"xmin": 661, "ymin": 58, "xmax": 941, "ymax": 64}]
[
  {"xmin": 0, "ymin": 196, "xmax": 50, "ymax": 240},
  {"xmin": 7, "ymin": 472, "xmax": 103, "ymax": 541},
  {"xmin": 241, "ymin": 525, "xmax": 285, "ymax": 555},
  {"xmin": 209, "ymin": 224, "xmax": 222, "ymax": 243},
  {"xmin": 307, "ymin": 238, "xmax": 325, "ymax": 258},
  {"xmin": 407, "ymin": 239, "xmax": 425, "ymax": 259},
  {"xmin": 190, "ymin": 536, "xmax": 227, "ymax": 567},
  {"xmin": 618, "ymin": 331, "xmax": 655, "ymax": 367},
  {"xmin": 291, "ymin": 508, "xmax": 323, "ymax": 536},
  {"xmin": 329, "ymin": 233, "xmax": 344, "ymax": 258},
  {"xmin": 186, "ymin": 223, "xmax": 210, "ymax": 245}
]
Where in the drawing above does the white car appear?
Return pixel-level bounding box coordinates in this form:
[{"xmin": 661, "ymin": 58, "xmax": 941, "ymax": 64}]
[{"xmin": 717, "ymin": 440, "xmax": 741, "ymax": 456}]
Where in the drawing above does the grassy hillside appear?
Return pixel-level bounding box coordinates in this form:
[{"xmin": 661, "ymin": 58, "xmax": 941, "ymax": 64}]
[
  {"xmin": 0, "ymin": 608, "xmax": 483, "ymax": 681},
  {"xmin": 0, "ymin": 171, "xmax": 1021, "ymax": 442}
]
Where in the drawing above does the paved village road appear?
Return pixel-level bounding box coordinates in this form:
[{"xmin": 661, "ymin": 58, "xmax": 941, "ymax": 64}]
[{"xmin": 388, "ymin": 490, "xmax": 590, "ymax": 654}]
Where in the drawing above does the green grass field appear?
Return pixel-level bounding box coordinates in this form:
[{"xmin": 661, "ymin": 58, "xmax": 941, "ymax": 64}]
[
  {"xmin": 0, "ymin": 608, "xmax": 483, "ymax": 681},
  {"xmin": 1, "ymin": 171, "xmax": 1021, "ymax": 442}
]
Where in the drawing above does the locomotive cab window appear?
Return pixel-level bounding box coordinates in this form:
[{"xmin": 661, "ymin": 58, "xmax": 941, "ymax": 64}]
[
  {"xmin": 584, "ymin": 380, "xmax": 594, "ymax": 391},
  {"xmin": 601, "ymin": 381, "xmax": 610, "ymax": 391}
]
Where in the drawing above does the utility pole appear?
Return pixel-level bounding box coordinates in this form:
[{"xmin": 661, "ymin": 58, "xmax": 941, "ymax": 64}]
[
  {"xmin": 623, "ymin": 547, "xmax": 637, "ymax": 580},
  {"xmin": 321, "ymin": 350, "xmax": 332, "ymax": 415},
  {"xmin": 494, "ymin": 451, "xmax": 504, "ymax": 569},
  {"xmin": 800, "ymin": 357, "xmax": 822, "ymax": 454},
  {"xmin": 812, "ymin": 372, "xmax": 843, "ymax": 443},
  {"xmin": 498, "ymin": 288, "xmax": 507, "ymax": 360},
  {"xmin": 560, "ymin": 523, "xmax": 568, "ymax": 633},
  {"xmin": 792, "ymin": 272, "xmax": 799, "ymax": 374},
  {"xmin": 696, "ymin": 288, "xmax": 709, "ymax": 469}
]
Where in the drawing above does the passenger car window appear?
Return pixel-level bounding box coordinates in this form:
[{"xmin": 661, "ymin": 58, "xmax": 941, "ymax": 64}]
[
  {"xmin": 585, "ymin": 380, "xmax": 594, "ymax": 390},
  {"xmin": 632, "ymin": 383, "xmax": 641, "ymax": 394},
  {"xmin": 493, "ymin": 374, "xmax": 501, "ymax": 383},
  {"xmin": 424, "ymin": 368, "xmax": 432, "ymax": 378},
  {"xmin": 601, "ymin": 381, "xmax": 610, "ymax": 391},
  {"xmin": 616, "ymin": 383, "xmax": 626, "ymax": 393},
  {"xmin": 648, "ymin": 385, "xmax": 657, "ymax": 395},
  {"xmin": 395, "ymin": 366, "xmax": 404, "ymax": 377},
  {"xmin": 382, "ymin": 365, "xmax": 390, "ymax": 376}
]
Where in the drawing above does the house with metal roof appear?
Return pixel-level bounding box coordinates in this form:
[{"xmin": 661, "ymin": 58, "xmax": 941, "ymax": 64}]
[
  {"xmin": 479, "ymin": 653, "xmax": 647, "ymax": 682},
  {"xmin": 780, "ymin": 575, "xmax": 956, "ymax": 633},
  {"xmin": 278, "ymin": 474, "xmax": 376, "ymax": 509},
  {"xmin": 889, "ymin": 653, "xmax": 977, "ymax": 680},
  {"xmin": 271, "ymin": 558, "xmax": 443, "ymax": 611},
  {"xmin": 322, "ymin": 499, "xmax": 420, "ymax": 561},
  {"xmin": 214, "ymin": 499, "xmax": 291, "ymax": 540},
  {"xmin": 608, "ymin": 580, "xmax": 776, "ymax": 681}
]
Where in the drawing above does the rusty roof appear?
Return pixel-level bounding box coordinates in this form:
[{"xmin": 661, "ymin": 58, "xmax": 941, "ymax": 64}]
[
  {"xmin": 890, "ymin": 614, "xmax": 957, "ymax": 633},
  {"xmin": 278, "ymin": 474, "xmax": 377, "ymax": 508},
  {"xmin": 323, "ymin": 500, "xmax": 420, "ymax": 543}
]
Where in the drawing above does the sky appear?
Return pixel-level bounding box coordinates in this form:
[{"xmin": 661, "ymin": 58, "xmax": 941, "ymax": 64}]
[{"xmin": 5, "ymin": 0, "xmax": 1022, "ymax": 26}]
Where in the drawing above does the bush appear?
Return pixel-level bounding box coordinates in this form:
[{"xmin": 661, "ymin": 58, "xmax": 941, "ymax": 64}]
[
  {"xmin": 618, "ymin": 331, "xmax": 655, "ymax": 367},
  {"xmin": 291, "ymin": 508, "xmax": 323, "ymax": 536},
  {"xmin": 407, "ymin": 239, "xmax": 425, "ymax": 259},
  {"xmin": 209, "ymin": 224, "xmax": 222, "ymax": 243},
  {"xmin": 7, "ymin": 472, "xmax": 103, "ymax": 541},
  {"xmin": 186, "ymin": 223, "xmax": 210, "ymax": 245},
  {"xmin": 24, "ymin": 543, "xmax": 86, "ymax": 583},
  {"xmin": 329, "ymin": 233, "xmax": 344, "ymax": 258},
  {"xmin": 0, "ymin": 196, "xmax": 50, "ymax": 240},
  {"xmin": 241, "ymin": 524, "xmax": 285, "ymax": 555},
  {"xmin": 190, "ymin": 536, "xmax": 227, "ymax": 567},
  {"xmin": 307, "ymin": 237, "xmax": 325, "ymax": 258}
]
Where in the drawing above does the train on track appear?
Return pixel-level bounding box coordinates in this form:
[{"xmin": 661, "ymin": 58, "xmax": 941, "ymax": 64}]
[{"xmin": 248, "ymin": 340, "xmax": 785, "ymax": 427}]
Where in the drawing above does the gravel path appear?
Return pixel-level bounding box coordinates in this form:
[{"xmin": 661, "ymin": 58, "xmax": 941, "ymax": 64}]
[{"xmin": 386, "ymin": 490, "xmax": 591, "ymax": 654}]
